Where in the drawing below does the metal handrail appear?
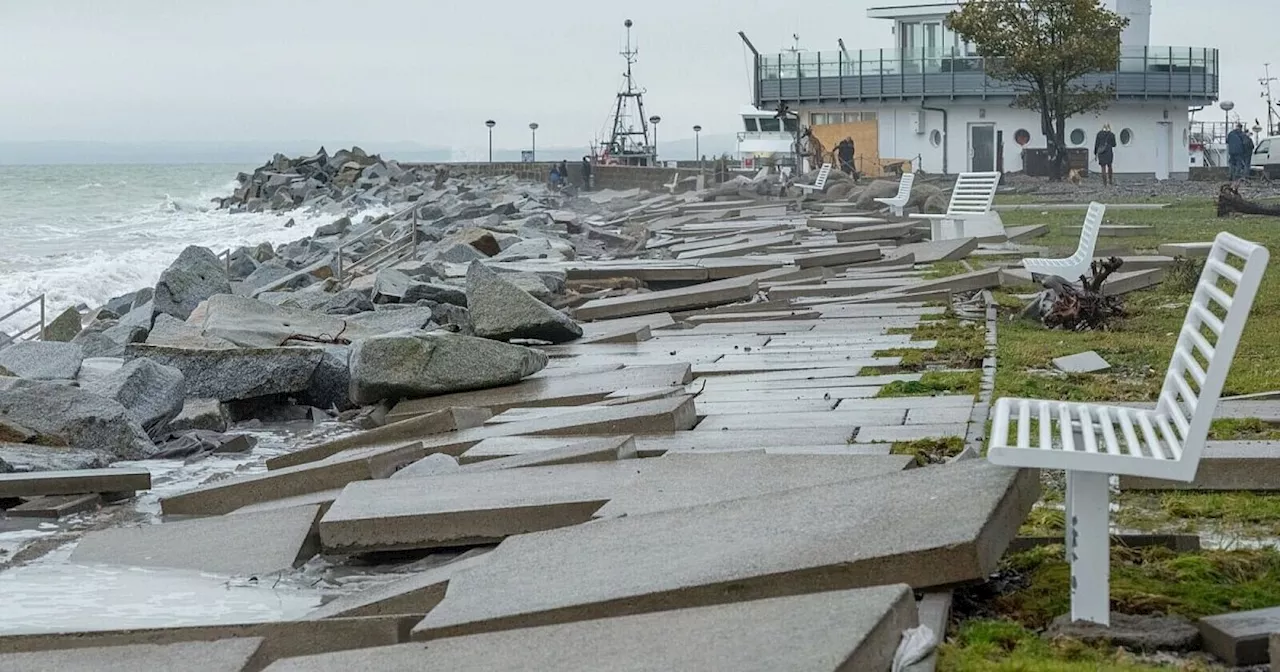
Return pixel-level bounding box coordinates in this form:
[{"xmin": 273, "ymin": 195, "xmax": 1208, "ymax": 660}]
[
  {"xmin": 0, "ymin": 294, "xmax": 46, "ymax": 342},
  {"xmin": 336, "ymin": 206, "xmax": 421, "ymax": 284}
]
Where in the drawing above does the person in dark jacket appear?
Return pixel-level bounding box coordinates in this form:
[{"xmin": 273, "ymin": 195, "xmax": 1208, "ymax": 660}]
[
  {"xmin": 581, "ymin": 156, "xmax": 592, "ymax": 191},
  {"xmin": 1094, "ymin": 124, "xmax": 1117, "ymax": 186},
  {"xmin": 1227, "ymin": 124, "xmax": 1249, "ymax": 180},
  {"xmin": 835, "ymin": 137, "xmax": 856, "ymax": 175},
  {"xmin": 559, "ymin": 160, "xmax": 569, "ymax": 185},
  {"xmin": 1242, "ymin": 131, "xmax": 1256, "ymax": 179}
]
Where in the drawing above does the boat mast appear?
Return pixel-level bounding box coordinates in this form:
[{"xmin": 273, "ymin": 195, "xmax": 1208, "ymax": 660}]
[
  {"xmin": 1261, "ymin": 63, "xmax": 1280, "ymax": 136},
  {"xmin": 604, "ymin": 19, "xmax": 653, "ymax": 166}
]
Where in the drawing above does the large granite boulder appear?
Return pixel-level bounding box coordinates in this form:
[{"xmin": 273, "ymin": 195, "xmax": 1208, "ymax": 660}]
[
  {"xmin": 322, "ymin": 288, "xmax": 375, "ymax": 315},
  {"xmin": 81, "ymin": 358, "xmax": 186, "ymax": 439},
  {"xmin": 907, "ymin": 183, "xmax": 946, "ymax": 212},
  {"xmin": 303, "ymin": 344, "xmax": 353, "ymax": 411},
  {"xmin": 348, "ymin": 331, "xmax": 548, "ymax": 404},
  {"xmin": 197, "ymin": 294, "xmax": 372, "ymax": 348},
  {"xmin": 0, "ymin": 444, "xmax": 109, "ymax": 472},
  {"xmin": 0, "ymin": 381, "xmax": 156, "ymax": 460},
  {"xmin": 164, "ymin": 398, "xmax": 229, "ymax": 433},
  {"xmin": 126, "ymin": 344, "xmax": 324, "ymax": 402},
  {"xmin": 466, "ymin": 262, "xmax": 581, "ymax": 343},
  {"xmin": 492, "ymin": 238, "xmax": 575, "ymax": 262},
  {"xmin": 147, "ymin": 313, "xmax": 237, "ymax": 350},
  {"xmin": 42, "ymin": 306, "xmax": 82, "ymax": 342},
  {"xmin": 373, "ymin": 269, "xmax": 468, "ymax": 307},
  {"xmin": 854, "ymin": 180, "xmax": 902, "ymax": 208},
  {"xmin": 347, "ymin": 306, "xmax": 438, "ymax": 334},
  {"xmin": 73, "ymin": 321, "xmax": 148, "ymax": 358},
  {"xmin": 242, "ymin": 260, "xmax": 310, "ymax": 292},
  {"xmin": 154, "ymin": 246, "xmax": 232, "ymax": 320},
  {"xmin": 118, "ymin": 300, "xmax": 158, "ymax": 333},
  {"xmin": 0, "ymin": 341, "xmax": 84, "ymax": 380}
]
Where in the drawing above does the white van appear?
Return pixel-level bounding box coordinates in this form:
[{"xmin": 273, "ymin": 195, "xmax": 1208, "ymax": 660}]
[{"xmin": 1252, "ymin": 136, "xmax": 1280, "ymax": 178}]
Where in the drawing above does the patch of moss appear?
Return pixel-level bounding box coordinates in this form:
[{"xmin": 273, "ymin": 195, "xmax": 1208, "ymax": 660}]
[
  {"xmin": 938, "ymin": 618, "xmax": 1185, "ymax": 671},
  {"xmin": 1018, "ymin": 505, "xmax": 1066, "ymax": 537},
  {"xmin": 993, "ymin": 545, "xmax": 1280, "ymax": 629},
  {"xmin": 1208, "ymin": 417, "xmax": 1280, "ymax": 441},
  {"xmin": 877, "ymin": 371, "xmax": 981, "ymax": 397},
  {"xmin": 924, "ymin": 261, "xmax": 972, "ymax": 279},
  {"xmin": 877, "ymin": 320, "xmax": 986, "ymax": 370},
  {"xmin": 891, "ymin": 436, "xmax": 966, "ymax": 466},
  {"xmin": 1116, "ymin": 491, "xmax": 1280, "ymax": 537}
]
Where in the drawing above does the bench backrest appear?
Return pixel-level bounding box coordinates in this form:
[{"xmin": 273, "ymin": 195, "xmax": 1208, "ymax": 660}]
[
  {"xmin": 813, "ymin": 163, "xmax": 833, "ymax": 188},
  {"xmin": 1068, "ymin": 202, "xmax": 1106, "ymax": 262},
  {"xmin": 945, "ymin": 171, "xmax": 1001, "ymax": 215},
  {"xmin": 895, "ymin": 173, "xmax": 916, "ymax": 200},
  {"xmin": 1159, "ymin": 231, "xmax": 1269, "ymax": 467}
]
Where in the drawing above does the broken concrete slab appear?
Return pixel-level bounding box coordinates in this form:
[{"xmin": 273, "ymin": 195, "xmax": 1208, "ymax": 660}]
[
  {"xmin": 1068, "ymin": 224, "xmax": 1153, "ymax": 237},
  {"xmin": 0, "ymin": 616, "xmax": 415, "ymax": 670},
  {"xmin": 1053, "ymin": 350, "xmax": 1111, "ymax": 373},
  {"xmin": 895, "ymin": 237, "xmax": 979, "ymax": 263},
  {"xmin": 574, "ymin": 276, "xmax": 758, "ymax": 322},
  {"xmin": 1119, "ymin": 441, "xmax": 1280, "ymax": 491},
  {"xmin": 303, "ymin": 551, "xmax": 493, "ymax": 620},
  {"xmin": 389, "ymin": 453, "xmax": 460, "ymax": 480},
  {"xmin": 834, "ymin": 222, "xmax": 917, "ymax": 243},
  {"xmin": 0, "ymin": 638, "xmax": 265, "ymax": 672},
  {"xmin": 594, "ymin": 452, "xmax": 913, "ymax": 518},
  {"xmin": 695, "ymin": 409, "xmax": 907, "ymax": 430},
  {"xmin": 1198, "ymin": 606, "xmax": 1280, "ymax": 666},
  {"xmin": 383, "ymin": 364, "xmax": 692, "ymax": 425},
  {"xmin": 792, "ymin": 244, "xmax": 882, "ymax": 268},
  {"xmin": 411, "ymin": 461, "xmax": 1038, "ymax": 639},
  {"xmin": 271, "ymin": 586, "xmax": 916, "ymax": 672},
  {"xmin": 319, "ymin": 464, "xmax": 640, "ymax": 553},
  {"xmin": 854, "ymin": 424, "xmax": 969, "ymax": 443},
  {"xmin": 1158, "ymin": 242, "xmax": 1212, "ymax": 259},
  {"xmin": 279, "ymin": 407, "xmax": 492, "ymax": 468},
  {"xmin": 5, "ymin": 493, "xmax": 102, "ymax": 519},
  {"xmin": 72, "ymin": 504, "xmax": 322, "ymax": 576},
  {"xmin": 269, "ymin": 395, "xmax": 697, "ymax": 473},
  {"xmin": 622, "ymin": 427, "xmax": 855, "ymax": 456},
  {"xmin": 0, "ymin": 467, "xmax": 151, "ymax": 498},
  {"xmin": 1101, "ymin": 268, "xmax": 1165, "ymax": 296},
  {"xmin": 1006, "ymin": 224, "xmax": 1050, "ymax": 241},
  {"xmin": 805, "ymin": 215, "xmax": 891, "ymax": 231},
  {"xmin": 458, "ymin": 436, "xmax": 637, "ymax": 470},
  {"xmin": 900, "ymin": 268, "xmax": 1002, "ymax": 296}
]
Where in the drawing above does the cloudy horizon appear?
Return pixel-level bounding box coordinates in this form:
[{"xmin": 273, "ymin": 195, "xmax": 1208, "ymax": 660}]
[{"xmin": 1, "ymin": 0, "xmax": 1273, "ymax": 157}]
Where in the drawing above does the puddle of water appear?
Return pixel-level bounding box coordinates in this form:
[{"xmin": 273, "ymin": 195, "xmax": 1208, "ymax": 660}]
[
  {"xmin": 0, "ymin": 421, "xmax": 359, "ymax": 634},
  {"xmin": 0, "ymin": 546, "xmax": 322, "ymax": 634}
]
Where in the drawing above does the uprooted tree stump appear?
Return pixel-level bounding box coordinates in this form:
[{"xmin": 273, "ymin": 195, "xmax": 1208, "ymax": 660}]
[
  {"xmin": 1217, "ymin": 184, "xmax": 1280, "ymax": 217},
  {"xmin": 1021, "ymin": 257, "xmax": 1127, "ymax": 331}
]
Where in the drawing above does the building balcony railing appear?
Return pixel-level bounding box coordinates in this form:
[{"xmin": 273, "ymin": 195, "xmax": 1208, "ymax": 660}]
[{"xmin": 756, "ymin": 46, "xmax": 1219, "ymax": 104}]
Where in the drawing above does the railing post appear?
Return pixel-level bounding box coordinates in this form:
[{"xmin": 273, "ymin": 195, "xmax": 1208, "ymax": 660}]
[
  {"xmin": 412, "ymin": 208, "xmax": 420, "ymax": 260},
  {"xmin": 39, "ymin": 295, "xmax": 45, "ymax": 342},
  {"xmin": 337, "ymin": 245, "xmax": 344, "ymax": 283},
  {"xmin": 816, "ymin": 51, "xmax": 822, "ymax": 100}
]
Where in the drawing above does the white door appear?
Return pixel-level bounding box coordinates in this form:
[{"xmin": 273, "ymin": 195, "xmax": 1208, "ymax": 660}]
[{"xmin": 1154, "ymin": 121, "xmax": 1172, "ymax": 180}]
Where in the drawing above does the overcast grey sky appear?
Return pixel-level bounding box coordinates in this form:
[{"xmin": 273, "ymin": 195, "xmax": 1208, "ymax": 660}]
[{"xmin": 0, "ymin": 1, "xmax": 1272, "ymax": 152}]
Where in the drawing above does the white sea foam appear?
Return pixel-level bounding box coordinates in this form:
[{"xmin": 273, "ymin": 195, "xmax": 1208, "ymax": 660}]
[{"xmin": 0, "ymin": 169, "xmax": 390, "ymax": 327}]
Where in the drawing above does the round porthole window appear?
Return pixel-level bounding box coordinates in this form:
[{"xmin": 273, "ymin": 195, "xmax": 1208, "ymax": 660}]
[
  {"xmin": 929, "ymin": 129, "xmax": 942, "ymax": 147},
  {"xmin": 1070, "ymin": 129, "xmax": 1086, "ymax": 145},
  {"xmin": 1014, "ymin": 129, "xmax": 1031, "ymax": 146},
  {"xmin": 1120, "ymin": 128, "xmax": 1133, "ymax": 145}
]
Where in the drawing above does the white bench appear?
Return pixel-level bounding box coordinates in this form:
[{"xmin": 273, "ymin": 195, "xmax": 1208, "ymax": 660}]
[
  {"xmin": 794, "ymin": 163, "xmax": 833, "ymax": 195},
  {"xmin": 664, "ymin": 172, "xmax": 680, "ymax": 194},
  {"xmin": 874, "ymin": 173, "xmax": 916, "ymax": 216},
  {"xmin": 1022, "ymin": 202, "xmax": 1106, "ymax": 282},
  {"xmin": 917, "ymin": 171, "xmax": 1004, "ymax": 241},
  {"xmin": 988, "ymin": 231, "xmax": 1269, "ymax": 626}
]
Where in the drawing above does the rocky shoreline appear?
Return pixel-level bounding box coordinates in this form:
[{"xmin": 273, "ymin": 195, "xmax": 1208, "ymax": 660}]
[{"xmin": 0, "ymin": 147, "xmax": 656, "ymax": 473}]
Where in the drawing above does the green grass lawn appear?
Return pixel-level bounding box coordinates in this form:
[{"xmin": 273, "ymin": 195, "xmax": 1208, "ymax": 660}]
[{"xmin": 992, "ymin": 199, "xmax": 1280, "ymax": 400}]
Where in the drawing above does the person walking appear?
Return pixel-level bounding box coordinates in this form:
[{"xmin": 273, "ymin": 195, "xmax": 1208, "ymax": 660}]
[
  {"xmin": 835, "ymin": 137, "xmax": 856, "ymax": 175},
  {"xmin": 1227, "ymin": 123, "xmax": 1248, "ymax": 180},
  {"xmin": 1242, "ymin": 129, "xmax": 1256, "ymax": 180},
  {"xmin": 559, "ymin": 160, "xmax": 569, "ymax": 186},
  {"xmin": 1094, "ymin": 124, "xmax": 1117, "ymax": 186},
  {"xmin": 580, "ymin": 156, "xmax": 592, "ymax": 191}
]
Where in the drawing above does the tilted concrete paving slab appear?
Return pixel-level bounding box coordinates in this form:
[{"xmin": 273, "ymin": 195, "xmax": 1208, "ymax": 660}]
[
  {"xmin": 410, "ymin": 461, "xmax": 1038, "ymax": 639},
  {"xmin": 792, "ymin": 244, "xmax": 882, "ymax": 268},
  {"xmin": 268, "ymin": 586, "xmax": 916, "ymax": 672},
  {"xmin": 72, "ymin": 505, "xmax": 322, "ymax": 576},
  {"xmin": 383, "ymin": 364, "xmax": 692, "ymax": 425},
  {"xmin": 854, "ymin": 424, "xmax": 968, "ymax": 443},
  {"xmin": 7, "ymin": 493, "xmax": 102, "ymax": 519},
  {"xmin": 834, "ymin": 222, "xmax": 917, "ymax": 243},
  {"xmin": 319, "ymin": 464, "xmax": 642, "ymax": 553},
  {"xmin": 0, "ymin": 616, "xmax": 416, "ymax": 671},
  {"xmin": 1119, "ymin": 441, "xmax": 1280, "ymax": 491},
  {"xmin": 632, "ymin": 427, "xmax": 858, "ymax": 456},
  {"xmin": 1199, "ymin": 605, "xmax": 1280, "ymax": 666},
  {"xmin": 895, "ymin": 237, "xmax": 979, "ymax": 263},
  {"xmin": 456, "ymin": 435, "xmax": 637, "ymax": 467},
  {"xmin": 806, "ymin": 215, "xmax": 890, "ymax": 231},
  {"xmin": 695, "ymin": 409, "xmax": 907, "ymax": 430},
  {"xmin": 594, "ymin": 452, "xmax": 914, "ymax": 519},
  {"xmin": 0, "ymin": 468, "xmax": 151, "ymax": 498},
  {"xmin": 302, "ymin": 552, "xmax": 493, "ymax": 620},
  {"xmin": 278, "ymin": 407, "xmax": 492, "ymax": 467},
  {"xmin": 0, "ymin": 638, "xmax": 265, "ymax": 672},
  {"xmin": 574, "ymin": 276, "xmax": 759, "ymax": 321}
]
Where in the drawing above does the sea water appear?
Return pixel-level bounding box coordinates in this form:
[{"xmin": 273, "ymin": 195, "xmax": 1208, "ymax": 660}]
[{"xmin": 0, "ymin": 163, "xmax": 353, "ymax": 325}]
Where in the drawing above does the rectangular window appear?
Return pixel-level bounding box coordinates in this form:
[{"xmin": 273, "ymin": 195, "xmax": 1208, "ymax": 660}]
[
  {"xmin": 744, "ymin": 118, "xmax": 759, "ymax": 132},
  {"xmin": 758, "ymin": 118, "xmax": 781, "ymax": 132},
  {"xmin": 783, "ymin": 118, "xmax": 799, "ymax": 133},
  {"xmin": 861, "ymin": 111, "xmax": 878, "ymax": 121},
  {"xmin": 843, "ymin": 112, "xmax": 861, "ymax": 123},
  {"xmin": 810, "ymin": 113, "xmax": 827, "ymax": 126}
]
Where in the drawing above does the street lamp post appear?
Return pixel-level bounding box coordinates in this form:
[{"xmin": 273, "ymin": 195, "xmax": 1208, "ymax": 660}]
[
  {"xmin": 693, "ymin": 124, "xmax": 702, "ymax": 176},
  {"xmin": 529, "ymin": 122, "xmax": 539, "ymax": 162},
  {"xmin": 485, "ymin": 120, "xmax": 496, "ymax": 163},
  {"xmin": 649, "ymin": 115, "xmax": 662, "ymax": 165}
]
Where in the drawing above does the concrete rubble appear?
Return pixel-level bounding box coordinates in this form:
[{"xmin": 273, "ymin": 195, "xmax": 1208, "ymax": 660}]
[{"xmin": 9, "ymin": 157, "xmax": 1190, "ymax": 670}]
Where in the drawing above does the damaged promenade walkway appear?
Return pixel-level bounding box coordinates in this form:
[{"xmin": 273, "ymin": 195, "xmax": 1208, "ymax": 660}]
[{"xmin": 0, "ymin": 169, "xmax": 1053, "ymax": 671}]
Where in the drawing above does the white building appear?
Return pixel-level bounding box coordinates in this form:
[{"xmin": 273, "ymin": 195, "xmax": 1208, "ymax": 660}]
[{"xmin": 749, "ymin": 0, "xmax": 1218, "ymax": 180}]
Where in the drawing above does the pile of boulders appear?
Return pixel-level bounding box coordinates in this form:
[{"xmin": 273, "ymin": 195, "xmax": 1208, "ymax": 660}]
[{"xmin": 0, "ymin": 152, "xmax": 671, "ymax": 473}]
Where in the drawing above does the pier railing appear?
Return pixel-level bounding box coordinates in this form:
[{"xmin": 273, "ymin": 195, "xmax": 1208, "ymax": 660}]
[
  {"xmin": 336, "ymin": 204, "xmax": 421, "ymax": 284},
  {"xmin": 0, "ymin": 294, "xmax": 46, "ymax": 343}
]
